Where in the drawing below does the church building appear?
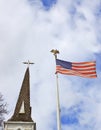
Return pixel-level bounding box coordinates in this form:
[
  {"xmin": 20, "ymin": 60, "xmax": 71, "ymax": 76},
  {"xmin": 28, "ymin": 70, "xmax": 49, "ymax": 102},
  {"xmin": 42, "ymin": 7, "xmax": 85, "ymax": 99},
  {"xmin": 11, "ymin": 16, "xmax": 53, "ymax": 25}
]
[{"xmin": 4, "ymin": 66, "xmax": 36, "ymax": 130}]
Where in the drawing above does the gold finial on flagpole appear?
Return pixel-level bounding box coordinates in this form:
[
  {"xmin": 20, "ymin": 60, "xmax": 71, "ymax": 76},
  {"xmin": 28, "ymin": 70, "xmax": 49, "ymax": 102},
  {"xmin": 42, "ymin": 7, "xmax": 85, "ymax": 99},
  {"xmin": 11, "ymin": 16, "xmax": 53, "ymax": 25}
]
[
  {"xmin": 23, "ymin": 60, "xmax": 34, "ymax": 67},
  {"xmin": 50, "ymin": 49, "xmax": 59, "ymax": 59}
]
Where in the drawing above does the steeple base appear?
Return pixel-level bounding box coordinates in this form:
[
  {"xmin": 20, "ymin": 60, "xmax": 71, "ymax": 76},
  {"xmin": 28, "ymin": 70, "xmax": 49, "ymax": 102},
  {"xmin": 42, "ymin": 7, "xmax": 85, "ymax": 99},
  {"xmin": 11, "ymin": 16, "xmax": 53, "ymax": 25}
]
[{"xmin": 4, "ymin": 121, "xmax": 36, "ymax": 130}]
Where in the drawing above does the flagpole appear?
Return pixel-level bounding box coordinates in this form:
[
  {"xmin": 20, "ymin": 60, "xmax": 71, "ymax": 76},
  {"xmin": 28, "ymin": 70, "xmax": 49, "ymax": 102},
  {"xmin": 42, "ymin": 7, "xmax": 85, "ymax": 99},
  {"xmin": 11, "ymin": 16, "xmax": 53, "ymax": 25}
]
[{"xmin": 51, "ymin": 49, "xmax": 61, "ymax": 130}]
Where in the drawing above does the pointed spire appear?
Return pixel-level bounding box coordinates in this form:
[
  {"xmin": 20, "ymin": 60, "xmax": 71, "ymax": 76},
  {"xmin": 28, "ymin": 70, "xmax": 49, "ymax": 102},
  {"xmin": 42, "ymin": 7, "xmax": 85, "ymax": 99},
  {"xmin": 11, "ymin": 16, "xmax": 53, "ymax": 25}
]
[{"xmin": 8, "ymin": 67, "xmax": 33, "ymax": 122}]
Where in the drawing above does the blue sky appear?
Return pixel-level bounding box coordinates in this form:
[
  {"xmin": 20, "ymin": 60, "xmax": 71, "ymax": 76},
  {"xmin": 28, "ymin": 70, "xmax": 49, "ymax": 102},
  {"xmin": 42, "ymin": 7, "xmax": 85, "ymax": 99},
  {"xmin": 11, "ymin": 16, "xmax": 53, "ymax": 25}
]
[
  {"xmin": 0, "ymin": 0, "xmax": 101, "ymax": 130},
  {"xmin": 41, "ymin": 0, "xmax": 56, "ymax": 9}
]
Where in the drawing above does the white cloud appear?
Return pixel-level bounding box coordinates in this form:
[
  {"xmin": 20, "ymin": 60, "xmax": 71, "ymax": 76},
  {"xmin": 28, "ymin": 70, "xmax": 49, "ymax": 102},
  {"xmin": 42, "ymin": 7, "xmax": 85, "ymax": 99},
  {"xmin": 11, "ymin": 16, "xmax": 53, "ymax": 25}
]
[{"xmin": 0, "ymin": 0, "xmax": 101, "ymax": 130}]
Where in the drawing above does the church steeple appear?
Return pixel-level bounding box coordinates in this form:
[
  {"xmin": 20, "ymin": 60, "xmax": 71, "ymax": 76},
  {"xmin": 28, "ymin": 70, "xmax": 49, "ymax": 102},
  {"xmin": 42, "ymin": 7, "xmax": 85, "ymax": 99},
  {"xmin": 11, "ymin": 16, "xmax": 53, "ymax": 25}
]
[
  {"xmin": 4, "ymin": 66, "xmax": 36, "ymax": 130},
  {"xmin": 9, "ymin": 67, "xmax": 33, "ymax": 122}
]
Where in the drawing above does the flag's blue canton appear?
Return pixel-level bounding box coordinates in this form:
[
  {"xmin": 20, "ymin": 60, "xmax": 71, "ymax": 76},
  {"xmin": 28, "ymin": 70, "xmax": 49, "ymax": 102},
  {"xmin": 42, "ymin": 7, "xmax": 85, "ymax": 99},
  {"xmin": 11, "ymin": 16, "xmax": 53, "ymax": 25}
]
[{"xmin": 56, "ymin": 59, "xmax": 72, "ymax": 69}]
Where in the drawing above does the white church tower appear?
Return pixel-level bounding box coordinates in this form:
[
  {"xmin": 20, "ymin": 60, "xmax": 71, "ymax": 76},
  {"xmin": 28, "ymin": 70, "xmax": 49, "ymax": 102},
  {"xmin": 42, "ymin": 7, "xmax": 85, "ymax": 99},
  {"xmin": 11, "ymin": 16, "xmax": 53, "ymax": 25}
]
[{"xmin": 4, "ymin": 67, "xmax": 36, "ymax": 130}]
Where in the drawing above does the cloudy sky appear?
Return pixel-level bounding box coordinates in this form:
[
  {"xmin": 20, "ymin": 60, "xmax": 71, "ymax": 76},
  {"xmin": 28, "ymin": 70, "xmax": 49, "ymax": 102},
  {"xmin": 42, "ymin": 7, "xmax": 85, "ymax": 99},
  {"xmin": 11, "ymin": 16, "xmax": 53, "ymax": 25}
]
[{"xmin": 0, "ymin": 0, "xmax": 101, "ymax": 130}]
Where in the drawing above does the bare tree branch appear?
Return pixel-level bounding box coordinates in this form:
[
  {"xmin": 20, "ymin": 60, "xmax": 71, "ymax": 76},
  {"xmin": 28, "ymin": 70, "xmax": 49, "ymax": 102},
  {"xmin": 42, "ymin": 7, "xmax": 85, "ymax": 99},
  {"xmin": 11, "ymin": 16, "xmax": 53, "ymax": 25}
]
[{"xmin": 0, "ymin": 92, "xmax": 8, "ymax": 126}]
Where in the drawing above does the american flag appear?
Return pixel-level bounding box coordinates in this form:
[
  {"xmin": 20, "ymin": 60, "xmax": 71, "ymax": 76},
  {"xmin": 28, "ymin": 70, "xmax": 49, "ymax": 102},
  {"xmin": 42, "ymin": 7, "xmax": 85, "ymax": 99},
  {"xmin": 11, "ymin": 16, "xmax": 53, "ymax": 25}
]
[{"xmin": 56, "ymin": 59, "xmax": 97, "ymax": 78}]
